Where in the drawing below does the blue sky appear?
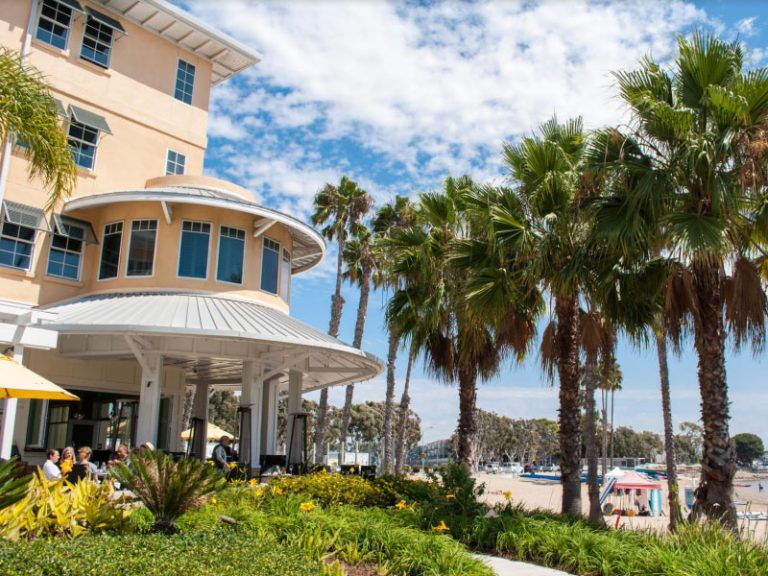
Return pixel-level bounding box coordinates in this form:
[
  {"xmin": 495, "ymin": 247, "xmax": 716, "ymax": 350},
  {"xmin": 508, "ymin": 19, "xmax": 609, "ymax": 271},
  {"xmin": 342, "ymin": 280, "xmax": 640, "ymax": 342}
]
[{"xmin": 181, "ymin": 0, "xmax": 768, "ymax": 445}]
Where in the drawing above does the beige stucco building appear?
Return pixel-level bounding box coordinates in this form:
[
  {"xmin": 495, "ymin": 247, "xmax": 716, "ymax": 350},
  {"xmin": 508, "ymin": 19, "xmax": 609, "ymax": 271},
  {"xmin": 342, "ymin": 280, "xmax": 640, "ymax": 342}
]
[{"xmin": 0, "ymin": 0, "xmax": 381, "ymax": 470}]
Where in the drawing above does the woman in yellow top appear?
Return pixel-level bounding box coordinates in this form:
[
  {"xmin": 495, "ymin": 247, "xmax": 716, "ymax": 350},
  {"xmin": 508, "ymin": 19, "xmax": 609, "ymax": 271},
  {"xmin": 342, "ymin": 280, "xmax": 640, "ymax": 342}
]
[{"xmin": 60, "ymin": 446, "xmax": 75, "ymax": 476}]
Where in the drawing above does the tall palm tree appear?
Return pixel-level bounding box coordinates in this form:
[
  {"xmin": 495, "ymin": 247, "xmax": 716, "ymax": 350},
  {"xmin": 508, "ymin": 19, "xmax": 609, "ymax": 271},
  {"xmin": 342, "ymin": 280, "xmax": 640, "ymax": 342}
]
[
  {"xmin": 0, "ymin": 47, "xmax": 76, "ymax": 210},
  {"xmin": 311, "ymin": 176, "xmax": 372, "ymax": 464},
  {"xmin": 494, "ymin": 116, "xmax": 592, "ymax": 516},
  {"xmin": 394, "ymin": 349, "xmax": 415, "ymax": 474},
  {"xmin": 372, "ymin": 196, "xmax": 414, "ymax": 474},
  {"xmin": 339, "ymin": 221, "xmax": 376, "ymax": 463},
  {"xmin": 386, "ymin": 176, "xmax": 503, "ymax": 465},
  {"xmin": 590, "ymin": 34, "xmax": 768, "ymax": 527}
]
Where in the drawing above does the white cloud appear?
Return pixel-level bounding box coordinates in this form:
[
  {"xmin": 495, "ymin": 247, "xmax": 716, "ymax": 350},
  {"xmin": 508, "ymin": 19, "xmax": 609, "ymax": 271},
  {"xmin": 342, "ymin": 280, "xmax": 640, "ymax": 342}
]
[{"xmin": 188, "ymin": 0, "xmax": 706, "ymax": 212}]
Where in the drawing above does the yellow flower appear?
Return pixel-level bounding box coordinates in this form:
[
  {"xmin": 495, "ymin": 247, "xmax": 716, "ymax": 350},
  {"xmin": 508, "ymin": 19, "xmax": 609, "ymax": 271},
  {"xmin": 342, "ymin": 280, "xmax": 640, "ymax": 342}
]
[
  {"xmin": 446, "ymin": 494, "xmax": 456, "ymax": 500},
  {"xmin": 210, "ymin": 497, "xmax": 217, "ymax": 505},
  {"xmin": 248, "ymin": 478, "xmax": 258, "ymax": 486},
  {"xmin": 207, "ymin": 460, "xmax": 214, "ymax": 466},
  {"xmin": 299, "ymin": 502, "xmax": 316, "ymax": 512},
  {"xmin": 395, "ymin": 500, "xmax": 407, "ymax": 510},
  {"xmin": 432, "ymin": 520, "xmax": 450, "ymax": 532},
  {"xmin": 272, "ymin": 486, "xmax": 283, "ymax": 496},
  {"xmin": 229, "ymin": 462, "xmax": 237, "ymax": 469},
  {"xmin": 502, "ymin": 490, "xmax": 512, "ymax": 502},
  {"xmin": 254, "ymin": 487, "xmax": 264, "ymax": 498},
  {"xmin": 60, "ymin": 460, "xmax": 73, "ymax": 475}
]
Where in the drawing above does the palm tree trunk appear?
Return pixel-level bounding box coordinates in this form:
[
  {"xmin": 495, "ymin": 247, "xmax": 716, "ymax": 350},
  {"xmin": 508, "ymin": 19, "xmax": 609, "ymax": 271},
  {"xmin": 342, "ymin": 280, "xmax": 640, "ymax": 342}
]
[
  {"xmin": 656, "ymin": 329, "xmax": 682, "ymax": 531},
  {"xmin": 395, "ymin": 352, "xmax": 414, "ymax": 475},
  {"xmin": 601, "ymin": 387, "xmax": 608, "ymax": 476},
  {"xmin": 584, "ymin": 356, "xmax": 603, "ymax": 524},
  {"xmin": 314, "ymin": 237, "xmax": 346, "ymax": 464},
  {"xmin": 610, "ymin": 388, "xmax": 615, "ymax": 468},
  {"xmin": 556, "ymin": 295, "xmax": 582, "ymax": 516},
  {"xmin": 456, "ymin": 363, "xmax": 478, "ymax": 466},
  {"xmin": 382, "ymin": 329, "xmax": 398, "ymax": 474},
  {"xmin": 690, "ymin": 264, "xmax": 737, "ymax": 529},
  {"xmin": 339, "ymin": 264, "xmax": 373, "ymax": 465}
]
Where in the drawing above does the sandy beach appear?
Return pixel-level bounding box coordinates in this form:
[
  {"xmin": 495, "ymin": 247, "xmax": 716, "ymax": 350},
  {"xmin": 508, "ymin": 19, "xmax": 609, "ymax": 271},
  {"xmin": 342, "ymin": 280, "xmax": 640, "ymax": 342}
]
[{"xmin": 476, "ymin": 471, "xmax": 768, "ymax": 544}]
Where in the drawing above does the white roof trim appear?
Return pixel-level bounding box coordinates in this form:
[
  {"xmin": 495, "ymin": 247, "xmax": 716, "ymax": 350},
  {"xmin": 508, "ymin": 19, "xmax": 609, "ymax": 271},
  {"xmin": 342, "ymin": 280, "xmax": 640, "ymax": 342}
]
[
  {"xmin": 92, "ymin": 0, "xmax": 261, "ymax": 84},
  {"xmin": 64, "ymin": 187, "xmax": 326, "ymax": 274}
]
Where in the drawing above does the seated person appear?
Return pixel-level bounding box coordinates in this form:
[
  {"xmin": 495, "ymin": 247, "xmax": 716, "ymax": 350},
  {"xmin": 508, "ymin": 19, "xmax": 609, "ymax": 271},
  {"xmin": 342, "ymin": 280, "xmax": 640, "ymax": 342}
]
[
  {"xmin": 107, "ymin": 444, "xmax": 131, "ymax": 469},
  {"xmin": 76, "ymin": 446, "xmax": 99, "ymax": 479},
  {"xmin": 42, "ymin": 449, "xmax": 61, "ymax": 480},
  {"xmin": 211, "ymin": 436, "xmax": 232, "ymax": 473},
  {"xmin": 60, "ymin": 446, "xmax": 75, "ymax": 476}
]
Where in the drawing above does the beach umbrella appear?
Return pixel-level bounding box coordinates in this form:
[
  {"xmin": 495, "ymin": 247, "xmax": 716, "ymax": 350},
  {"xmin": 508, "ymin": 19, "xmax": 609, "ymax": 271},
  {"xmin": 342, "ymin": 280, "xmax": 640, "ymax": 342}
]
[
  {"xmin": 181, "ymin": 422, "xmax": 235, "ymax": 441},
  {"xmin": 0, "ymin": 355, "xmax": 78, "ymax": 401}
]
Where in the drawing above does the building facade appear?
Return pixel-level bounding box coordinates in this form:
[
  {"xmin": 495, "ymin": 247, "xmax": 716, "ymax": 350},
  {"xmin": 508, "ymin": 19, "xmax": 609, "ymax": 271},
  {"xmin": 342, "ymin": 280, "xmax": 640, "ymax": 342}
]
[{"xmin": 0, "ymin": 0, "xmax": 381, "ymax": 470}]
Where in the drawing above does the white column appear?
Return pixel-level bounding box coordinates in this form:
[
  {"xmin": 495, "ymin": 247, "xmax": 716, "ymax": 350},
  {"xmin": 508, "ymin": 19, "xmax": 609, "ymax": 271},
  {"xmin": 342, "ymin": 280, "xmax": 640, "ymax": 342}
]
[
  {"xmin": 135, "ymin": 354, "xmax": 163, "ymax": 447},
  {"xmin": 286, "ymin": 370, "xmax": 303, "ymax": 466},
  {"xmin": 0, "ymin": 346, "xmax": 23, "ymax": 459},
  {"xmin": 241, "ymin": 361, "xmax": 264, "ymax": 471},
  {"xmin": 261, "ymin": 376, "xmax": 278, "ymax": 456},
  {"xmin": 189, "ymin": 381, "xmax": 209, "ymax": 459}
]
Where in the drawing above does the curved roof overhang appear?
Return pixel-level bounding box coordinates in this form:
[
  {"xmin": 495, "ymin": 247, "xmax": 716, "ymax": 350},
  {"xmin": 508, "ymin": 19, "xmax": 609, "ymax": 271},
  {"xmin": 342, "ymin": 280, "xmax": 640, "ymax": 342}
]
[
  {"xmin": 42, "ymin": 292, "xmax": 382, "ymax": 393},
  {"xmin": 63, "ymin": 186, "xmax": 326, "ymax": 274}
]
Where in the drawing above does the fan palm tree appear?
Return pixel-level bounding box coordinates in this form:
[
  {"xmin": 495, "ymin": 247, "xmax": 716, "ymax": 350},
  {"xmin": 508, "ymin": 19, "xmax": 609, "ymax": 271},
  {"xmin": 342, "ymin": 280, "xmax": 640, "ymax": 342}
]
[
  {"xmin": 339, "ymin": 221, "xmax": 376, "ymax": 463},
  {"xmin": 311, "ymin": 176, "xmax": 373, "ymax": 464},
  {"xmin": 0, "ymin": 47, "xmax": 76, "ymax": 210},
  {"xmin": 589, "ymin": 34, "xmax": 768, "ymax": 528},
  {"xmin": 490, "ymin": 116, "xmax": 592, "ymax": 516},
  {"xmin": 386, "ymin": 176, "xmax": 503, "ymax": 465},
  {"xmin": 372, "ymin": 196, "xmax": 414, "ymax": 474}
]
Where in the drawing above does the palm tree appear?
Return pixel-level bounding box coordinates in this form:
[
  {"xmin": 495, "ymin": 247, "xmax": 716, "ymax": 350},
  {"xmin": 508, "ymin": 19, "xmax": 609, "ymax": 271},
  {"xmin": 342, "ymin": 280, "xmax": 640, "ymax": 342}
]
[
  {"xmin": 311, "ymin": 176, "xmax": 373, "ymax": 464},
  {"xmin": 590, "ymin": 34, "xmax": 768, "ymax": 527},
  {"xmin": 0, "ymin": 47, "xmax": 76, "ymax": 210},
  {"xmin": 386, "ymin": 176, "xmax": 503, "ymax": 465},
  {"xmin": 372, "ymin": 196, "xmax": 414, "ymax": 474},
  {"xmin": 394, "ymin": 349, "xmax": 415, "ymax": 474},
  {"xmin": 339, "ymin": 221, "xmax": 376, "ymax": 464},
  {"xmin": 494, "ymin": 116, "xmax": 591, "ymax": 516}
]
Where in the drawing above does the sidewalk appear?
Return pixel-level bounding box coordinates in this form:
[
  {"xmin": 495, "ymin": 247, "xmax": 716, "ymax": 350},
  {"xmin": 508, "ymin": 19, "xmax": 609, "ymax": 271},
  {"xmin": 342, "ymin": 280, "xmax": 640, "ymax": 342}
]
[{"xmin": 474, "ymin": 554, "xmax": 574, "ymax": 576}]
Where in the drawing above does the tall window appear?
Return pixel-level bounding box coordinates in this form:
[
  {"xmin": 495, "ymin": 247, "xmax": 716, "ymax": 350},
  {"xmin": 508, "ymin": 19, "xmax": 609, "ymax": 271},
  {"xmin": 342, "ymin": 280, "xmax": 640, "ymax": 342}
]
[
  {"xmin": 216, "ymin": 226, "xmax": 245, "ymax": 284},
  {"xmin": 174, "ymin": 60, "xmax": 196, "ymax": 104},
  {"xmin": 165, "ymin": 150, "xmax": 186, "ymax": 175},
  {"xmin": 178, "ymin": 221, "xmax": 210, "ymax": 279},
  {"xmin": 98, "ymin": 222, "xmax": 123, "ymax": 280},
  {"xmin": 25, "ymin": 399, "xmax": 47, "ymax": 449},
  {"xmin": 260, "ymin": 238, "xmax": 279, "ymax": 294},
  {"xmin": 280, "ymin": 248, "xmax": 291, "ymax": 301},
  {"xmin": 127, "ymin": 220, "xmax": 157, "ymax": 276},
  {"xmin": 80, "ymin": 12, "xmax": 116, "ymax": 68},
  {"xmin": 68, "ymin": 120, "xmax": 99, "ymax": 170},
  {"xmin": 47, "ymin": 220, "xmax": 85, "ymax": 280},
  {"xmin": 36, "ymin": 0, "xmax": 78, "ymax": 50}
]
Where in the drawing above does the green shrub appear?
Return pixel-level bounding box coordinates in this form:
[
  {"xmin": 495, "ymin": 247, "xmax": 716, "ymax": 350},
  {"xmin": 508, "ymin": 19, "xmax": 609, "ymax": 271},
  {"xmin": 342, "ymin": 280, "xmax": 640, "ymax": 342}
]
[
  {"xmin": 268, "ymin": 471, "xmax": 386, "ymax": 507},
  {"xmin": 112, "ymin": 451, "xmax": 225, "ymax": 534},
  {"xmin": 0, "ymin": 458, "xmax": 30, "ymax": 510}
]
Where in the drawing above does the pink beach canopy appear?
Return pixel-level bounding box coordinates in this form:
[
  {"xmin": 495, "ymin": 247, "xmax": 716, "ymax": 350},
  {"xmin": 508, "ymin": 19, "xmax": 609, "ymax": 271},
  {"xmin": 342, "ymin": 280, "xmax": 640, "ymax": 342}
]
[{"xmin": 613, "ymin": 471, "xmax": 661, "ymax": 490}]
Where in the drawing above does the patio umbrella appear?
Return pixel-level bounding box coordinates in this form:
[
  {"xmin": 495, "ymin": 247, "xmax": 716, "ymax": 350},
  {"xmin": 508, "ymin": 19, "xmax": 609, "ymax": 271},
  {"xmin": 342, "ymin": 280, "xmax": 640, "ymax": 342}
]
[
  {"xmin": 181, "ymin": 422, "xmax": 234, "ymax": 441},
  {"xmin": 0, "ymin": 355, "xmax": 79, "ymax": 401}
]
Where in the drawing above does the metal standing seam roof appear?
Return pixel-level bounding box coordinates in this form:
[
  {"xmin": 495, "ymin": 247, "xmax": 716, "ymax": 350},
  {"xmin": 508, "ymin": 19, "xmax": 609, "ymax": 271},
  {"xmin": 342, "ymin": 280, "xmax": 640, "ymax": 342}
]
[
  {"xmin": 90, "ymin": 0, "xmax": 261, "ymax": 85},
  {"xmin": 63, "ymin": 185, "xmax": 326, "ymax": 274}
]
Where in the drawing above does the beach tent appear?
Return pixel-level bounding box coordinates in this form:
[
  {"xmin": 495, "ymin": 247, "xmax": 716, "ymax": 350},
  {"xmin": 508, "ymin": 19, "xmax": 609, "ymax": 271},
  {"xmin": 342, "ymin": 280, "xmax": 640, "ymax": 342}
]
[
  {"xmin": 612, "ymin": 471, "xmax": 663, "ymax": 516},
  {"xmin": 0, "ymin": 355, "xmax": 79, "ymax": 401}
]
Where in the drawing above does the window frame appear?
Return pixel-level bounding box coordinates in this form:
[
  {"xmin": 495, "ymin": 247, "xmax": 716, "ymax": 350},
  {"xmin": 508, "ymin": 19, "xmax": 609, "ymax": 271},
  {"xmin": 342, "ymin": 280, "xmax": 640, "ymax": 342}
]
[
  {"xmin": 97, "ymin": 221, "xmax": 123, "ymax": 281},
  {"xmin": 174, "ymin": 59, "xmax": 196, "ymax": 105},
  {"xmin": 260, "ymin": 236, "xmax": 281, "ymax": 295},
  {"xmin": 80, "ymin": 12, "xmax": 115, "ymax": 69},
  {"xmin": 25, "ymin": 399, "xmax": 48, "ymax": 450},
  {"xmin": 280, "ymin": 247, "xmax": 291, "ymax": 302},
  {"xmin": 165, "ymin": 149, "xmax": 186, "ymax": 176},
  {"xmin": 45, "ymin": 219, "xmax": 86, "ymax": 281},
  {"xmin": 0, "ymin": 221, "xmax": 37, "ymax": 272},
  {"xmin": 67, "ymin": 119, "xmax": 100, "ymax": 171},
  {"xmin": 35, "ymin": 0, "xmax": 79, "ymax": 51},
  {"xmin": 126, "ymin": 219, "xmax": 158, "ymax": 278},
  {"xmin": 215, "ymin": 225, "xmax": 246, "ymax": 286},
  {"xmin": 176, "ymin": 220, "xmax": 212, "ymax": 280}
]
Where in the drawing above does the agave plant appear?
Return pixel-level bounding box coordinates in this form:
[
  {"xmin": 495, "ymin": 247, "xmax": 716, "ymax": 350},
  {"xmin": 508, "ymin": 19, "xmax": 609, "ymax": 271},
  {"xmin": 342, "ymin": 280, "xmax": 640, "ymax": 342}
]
[
  {"xmin": 112, "ymin": 451, "xmax": 225, "ymax": 534},
  {"xmin": 0, "ymin": 458, "xmax": 30, "ymax": 510}
]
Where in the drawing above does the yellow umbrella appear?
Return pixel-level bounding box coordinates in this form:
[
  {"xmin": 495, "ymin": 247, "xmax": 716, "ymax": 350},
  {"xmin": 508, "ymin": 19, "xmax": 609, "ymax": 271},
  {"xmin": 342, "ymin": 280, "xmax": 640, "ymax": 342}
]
[
  {"xmin": 181, "ymin": 422, "xmax": 234, "ymax": 441},
  {"xmin": 0, "ymin": 355, "xmax": 79, "ymax": 401}
]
